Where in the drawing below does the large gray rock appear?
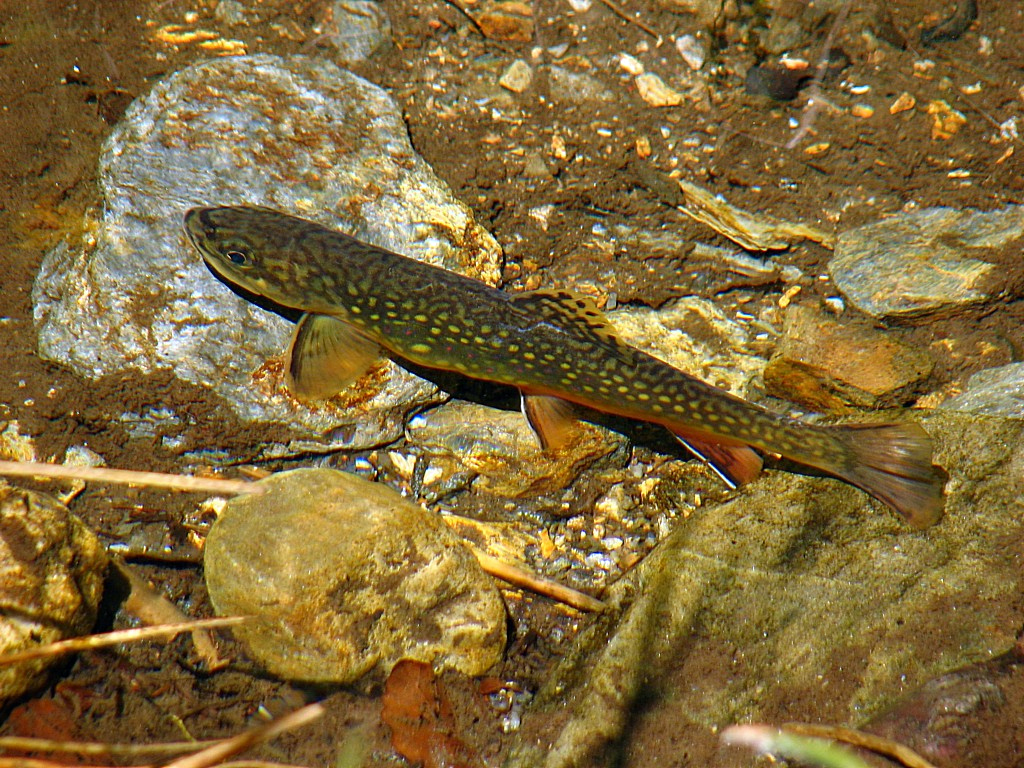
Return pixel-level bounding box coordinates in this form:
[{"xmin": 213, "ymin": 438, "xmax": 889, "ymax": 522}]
[
  {"xmin": 32, "ymin": 54, "xmax": 502, "ymax": 452},
  {"xmin": 204, "ymin": 469, "xmax": 506, "ymax": 684}
]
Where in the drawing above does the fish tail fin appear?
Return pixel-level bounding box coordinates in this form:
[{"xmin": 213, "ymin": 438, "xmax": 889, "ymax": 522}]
[{"xmin": 826, "ymin": 422, "xmax": 945, "ymax": 529}]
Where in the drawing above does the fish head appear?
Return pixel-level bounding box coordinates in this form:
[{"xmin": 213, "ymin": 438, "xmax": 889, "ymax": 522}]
[{"xmin": 183, "ymin": 205, "xmax": 323, "ymax": 310}]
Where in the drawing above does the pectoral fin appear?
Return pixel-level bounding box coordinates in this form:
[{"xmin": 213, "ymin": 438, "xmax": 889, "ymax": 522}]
[
  {"xmin": 286, "ymin": 313, "xmax": 383, "ymax": 400},
  {"xmin": 672, "ymin": 432, "xmax": 763, "ymax": 488},
  {"xmin": 522, "ymin": 393, "xmax": 580, "ymax": 451}
]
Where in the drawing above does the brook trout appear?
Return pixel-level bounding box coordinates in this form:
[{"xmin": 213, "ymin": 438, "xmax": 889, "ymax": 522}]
[{"xmin": 184, "ymin": 206, "xmax": 944, "ymax": 527}]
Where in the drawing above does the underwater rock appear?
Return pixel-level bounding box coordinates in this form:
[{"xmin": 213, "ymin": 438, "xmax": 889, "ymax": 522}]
[
  {"xmin": 939, "ymin": 362, "xmax": 1024, "ymax": 419},
  {"xmin": 314, "ymin": 0, "xmax": 392, "ymax": 64},
  {"xmin": 763, "ymin": 302, "xmax": 933, "ymax": 411},
  {"xmin": 204, "ymin": 469, "xmax": 506, "ymax": 684},
  {"xmin": 32, "ymin": 54, "xmax": 501, "ymax": 452},
  {"xmin": 0, "ymin": 484, "xmax": 106, "ymax": 708},
  {"xmin": 506, "ymin": 410, "xmax": 1024, "ymax": 768},
  {"xmin": 829, "ymin": 206, "xmax": 1024, "ymax": 319}
]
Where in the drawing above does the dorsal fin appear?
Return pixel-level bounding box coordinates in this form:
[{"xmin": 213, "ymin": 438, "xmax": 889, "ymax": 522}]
[{"xmin": 509, "ymin": 289, "xmax": 624, "ymax": 351}]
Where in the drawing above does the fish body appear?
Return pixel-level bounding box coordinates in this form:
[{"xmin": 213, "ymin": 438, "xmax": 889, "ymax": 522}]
[{"xmin": 184, "ymin": 205, "xmax": 945, "ymax": 527}]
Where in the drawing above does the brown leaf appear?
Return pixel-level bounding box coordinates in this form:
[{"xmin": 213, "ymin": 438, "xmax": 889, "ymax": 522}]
[{"xmin": 381, "ymin": 659, "xmax": 482, "ymax": 768}]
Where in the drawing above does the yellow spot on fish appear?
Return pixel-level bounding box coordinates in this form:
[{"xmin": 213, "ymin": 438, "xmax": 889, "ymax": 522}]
[
  {"xmin": 386, "ymin": 311, "xmax": 398, "ymax": 319},
  {"xmin": 414, "ymin": 314, "xmax": 428, "ymax": 323},
  {"xmin": 448, "ymin": 325, "xmax": 460, "ymax": 334},
  {"xmin": 638, "ymin": 393, "xmax": 650, "ymax": 401},
  {"xmin": 618, "ymin": 386, "xmax": 629, "ymax": 394},
  {"xmin": 508, "ymin": 344, "xmax": 520, "ymax": 353},
  {"xmin": 658, "ymin": 395, "xmax": 672, "ymax": 403},
  {"xmin": 411, "ymin": 343, "xmax": 431, "ymax": 355},
  {"xmin": 369, "ymin": 314, "xmax": 380, "ymax": 321},
  {"xmin": 523, "ymin": 352, "xmax": 536, "ymax": 360},
  {"xmin": 350, "ymin": 306, "xmax": 361, "ymax": 314},
  {"xmin": 430, "ymin": 327, "xmax": 442, "ymax": 336}
]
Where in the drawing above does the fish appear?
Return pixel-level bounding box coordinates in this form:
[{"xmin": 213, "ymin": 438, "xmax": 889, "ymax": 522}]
[{"xmin": 183, "ymin": 205, "xmax": 945, "ymax": 528}]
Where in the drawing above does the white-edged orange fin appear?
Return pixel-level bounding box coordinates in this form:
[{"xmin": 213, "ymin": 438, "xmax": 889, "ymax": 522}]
[
  {"xmin": 510, "ymin": 289, "xmax": 624, "ymax": 352},
  {"xmin": 672, "ymin": 432, "xmax": 763, "ymax": 488},
  {"xmin": 522, "ymin": 393, "xmax": 581, "ymax": 451},
  {"xmin": 286, "ymin": 313, "xmax": 383, "ymax": 400}
]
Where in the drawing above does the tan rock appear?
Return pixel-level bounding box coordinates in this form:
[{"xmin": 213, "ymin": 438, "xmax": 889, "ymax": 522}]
[
  {"xmin": 204, "ymin": 469, "xmax": 506, "ymax": 684},
  {"xmin": 0, "ymin": 485, "xmax": 107, "ymax": 707}
]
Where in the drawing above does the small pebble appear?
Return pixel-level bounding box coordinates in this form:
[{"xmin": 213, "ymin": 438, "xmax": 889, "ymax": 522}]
[
  {"xmin": 499, "ymin": 59, "xmax": 533, "ymax": 93},
  {"xmin": 674, "ymin": 34, "xmax": 706, "ymax": 70},
  {"xmin": 635, "ymin": 73, "xmax": 683, "ymax": 107}
]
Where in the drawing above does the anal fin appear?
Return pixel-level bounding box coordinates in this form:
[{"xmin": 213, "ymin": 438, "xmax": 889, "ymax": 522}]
[
  {"xmin": 522, "ymin": 393, "xmax": 580, "ymax": 451},
  {"xmin": 286, "ymin": 313, "xmax": 383, "ymax": 401},
  {"xmin": 672, "ymin": 432, "xmax": 763, "ymax": 489}
]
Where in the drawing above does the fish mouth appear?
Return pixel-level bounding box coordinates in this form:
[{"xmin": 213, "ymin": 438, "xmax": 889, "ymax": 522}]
[{"xmin": 182, "ymin": 207, "xmax": 214, "ymax": 253}]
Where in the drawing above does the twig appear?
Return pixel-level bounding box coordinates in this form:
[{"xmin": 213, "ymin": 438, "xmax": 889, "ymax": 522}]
[
  {"xmin": 0, "ymin": 737, "xmax": 218, "ymax": 758},
  {"xmin": 596, "ymin": 0, "xmax": 661, "ymax": 42},
  {"xmin": 0, "ymin": 617, "xmax": 246, "ymax": 665},
  {"xmin": 161, "ymin": 703, "xmax": 324, "ymax": 768},
  {"xmin": 439, "ymin": 0, "xmax": 487, "ymax": 38},
  {"xmin": 468, "ymin": 545, "xmax": 605, "ymax": 612},
  {"xmin": 0, "ymin": 460, "xmax": 262, "ymax": 495},
  {"xmin": 783, "ymin": 723, "xmax": 940, "ymax": 768},
  {"xmin": 786, "ymin": 0, "xmax": 854, "ymax": 149}
]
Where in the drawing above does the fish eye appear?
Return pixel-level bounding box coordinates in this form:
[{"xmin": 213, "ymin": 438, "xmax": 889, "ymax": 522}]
[{"xmin": 223, "ymin": 246, "xmax": 254, "ymax": 267}]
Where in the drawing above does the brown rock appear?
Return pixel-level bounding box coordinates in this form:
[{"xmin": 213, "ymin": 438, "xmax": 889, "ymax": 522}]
[
  {"xmin": 763, "ymin": 303, "xmax": 933, "ymax": 411},
  {"xmin": 473, "ymin": 1, "xmax": 534, "ymax": 42}
]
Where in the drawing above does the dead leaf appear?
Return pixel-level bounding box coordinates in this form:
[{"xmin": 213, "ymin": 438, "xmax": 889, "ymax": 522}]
[{"xmin": 381, "ymin": 659, "xmax": 481, "ymax": 768}]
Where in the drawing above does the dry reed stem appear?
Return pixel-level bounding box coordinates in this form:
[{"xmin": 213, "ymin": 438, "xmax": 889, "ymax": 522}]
[
  {"xmin": 0, "ymin": 461, "xmax": 262, "ymax": 495},
  {"xmin": 469, "ymin": 545, "xmax": 605, "ymax": 612},
  {"xmin": 784, "ymin": 723, "xmax": 939, "ymax": 768},
  {"xmin": 0, "ymin": 737, "xmax": 219, "ymax": 758},
  {"xmin": 161, "ymin": 703, "xmax": 324, "ymax": 768},
  {"xmin": 0, "ymin": 617, "xmax": 246, "ymax": 665}
]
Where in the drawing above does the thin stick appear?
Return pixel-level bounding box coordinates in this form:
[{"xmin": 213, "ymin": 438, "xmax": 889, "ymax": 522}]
[
  {"xmin": 0, "ymin": 460, "xmax": 262, "ymax": 495},
  {"xmin": 162, "ymin": 703, "xmax": 324, "ymax": 768},
  {"xmin": 596, "ymin": 0, "xmax": 661, "ymax": 41},
  {"xmin": 783, "ymin": 723, "xmax": 939, "ymax": 768},
  {"xmin": 469, "ymin": 545, "xmax": 605, "ymax": 612},
  {"xmin": 0, "ymin": 617, "xmax": 246, "ymax": 665},
  {"xmin": 786, "ymin": 0, "xmax": 853, "ymax": 149},
  {"xmin": 0, "ymin": 737, "xmax": 218, "ymax": 758}
]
